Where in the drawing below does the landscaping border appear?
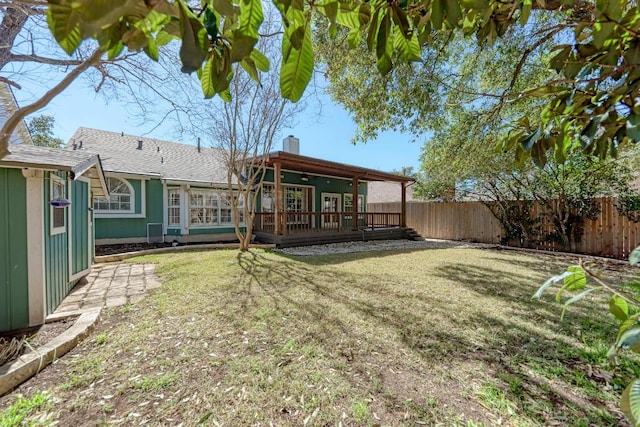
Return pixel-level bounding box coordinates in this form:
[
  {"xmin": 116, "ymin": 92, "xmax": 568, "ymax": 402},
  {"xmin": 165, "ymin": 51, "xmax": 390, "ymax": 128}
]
[{"xmin": 0, "ymin": 308, "xmax": 101, "ymax": 397}]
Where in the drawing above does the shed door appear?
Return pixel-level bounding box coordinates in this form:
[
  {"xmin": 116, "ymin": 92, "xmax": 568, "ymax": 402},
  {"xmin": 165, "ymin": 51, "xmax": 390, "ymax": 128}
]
[{"xmin": 71, "ymin": 179, "xmax": 90, "ymax": 277}]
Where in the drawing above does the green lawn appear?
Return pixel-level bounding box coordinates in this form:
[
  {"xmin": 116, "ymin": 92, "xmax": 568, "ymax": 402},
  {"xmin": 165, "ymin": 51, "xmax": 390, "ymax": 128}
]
[{"xmin": 1, "ymin": 247, "xmax": 636, "ymax": 426}]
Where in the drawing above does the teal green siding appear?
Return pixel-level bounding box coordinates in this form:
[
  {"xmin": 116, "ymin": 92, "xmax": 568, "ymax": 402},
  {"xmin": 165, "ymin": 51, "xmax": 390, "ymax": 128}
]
[
  {"xmin": 71, "ymin": 180, "xmax": 89, "ymax": 275},
  {"xmin": 0, "ymin": 168, "xmax": 29, "ymax": 332},
  {"xmin": 44, "ymin": 172, "xmax": 71, "ymax": 315},
  {"xmin": 95, "ymin": 178, "xmax": 164, "ymax": 239},
  {"xmin": 260, "ymin": 169, "xmax": 367, "ymax": 211}
]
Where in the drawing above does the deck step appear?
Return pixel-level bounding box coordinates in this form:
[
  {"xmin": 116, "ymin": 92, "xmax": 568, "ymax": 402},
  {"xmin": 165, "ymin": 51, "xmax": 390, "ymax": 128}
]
[{"xmin": 403, "ymin": 227, "xmax": 424, "ymax": 241}]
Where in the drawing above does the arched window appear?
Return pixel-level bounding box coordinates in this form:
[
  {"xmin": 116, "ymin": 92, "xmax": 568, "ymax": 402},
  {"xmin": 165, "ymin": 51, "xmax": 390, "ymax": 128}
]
[{"xmin": 94, "ymin": 177, "xmax": 134, "ymax": 212}]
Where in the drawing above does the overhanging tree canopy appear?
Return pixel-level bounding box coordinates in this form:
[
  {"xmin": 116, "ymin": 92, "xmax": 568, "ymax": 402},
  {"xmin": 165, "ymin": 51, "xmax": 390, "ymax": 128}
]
[{"xmin": 1, "ymin": 0, "xmax": 639, "ymax": 163}]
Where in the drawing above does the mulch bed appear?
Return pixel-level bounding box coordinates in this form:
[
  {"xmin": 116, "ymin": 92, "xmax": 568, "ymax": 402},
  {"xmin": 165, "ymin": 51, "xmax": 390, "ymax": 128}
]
[{"xmin": 0, "ymin": 317, "xmax": 78, "ymax": 366}]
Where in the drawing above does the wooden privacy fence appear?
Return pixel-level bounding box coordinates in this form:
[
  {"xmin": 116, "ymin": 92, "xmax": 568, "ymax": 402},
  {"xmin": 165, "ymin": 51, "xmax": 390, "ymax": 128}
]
[{"xmin": 368, "ymin": 198, "xmax": 640, "ymax": 260}]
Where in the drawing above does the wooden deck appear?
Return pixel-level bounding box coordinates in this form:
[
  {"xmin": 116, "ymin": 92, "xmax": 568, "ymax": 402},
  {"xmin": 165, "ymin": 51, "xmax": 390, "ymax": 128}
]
[{"xmin": 253, "ymin": 211, "xmax": 408, "ymax": 247}]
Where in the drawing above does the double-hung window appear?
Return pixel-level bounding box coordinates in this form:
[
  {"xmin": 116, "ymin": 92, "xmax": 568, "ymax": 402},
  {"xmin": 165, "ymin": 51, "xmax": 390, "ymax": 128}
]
[
  {"xmin": 50, "ymin": 175, "xmax": 66, "ymax": 235},
  {"xmin": 167, "ymin": 189, "xmax": 181, "ymax": 227},
  {"xmin": 189, "ymin": 191, "xmax": 218, "ymax": 226}
]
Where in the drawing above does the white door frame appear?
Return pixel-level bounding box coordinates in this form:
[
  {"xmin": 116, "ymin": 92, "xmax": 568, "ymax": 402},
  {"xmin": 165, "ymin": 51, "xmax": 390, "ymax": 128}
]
[{"xmin": 321, "ymin": 193, "xmax": 341, "ymax": 228}]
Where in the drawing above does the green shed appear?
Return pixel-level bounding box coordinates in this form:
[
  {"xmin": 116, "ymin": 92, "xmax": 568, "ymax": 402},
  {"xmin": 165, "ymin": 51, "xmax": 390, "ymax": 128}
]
[{"xmin": 0, "ymin": 144, "xmax": 107, "ymax": 333}]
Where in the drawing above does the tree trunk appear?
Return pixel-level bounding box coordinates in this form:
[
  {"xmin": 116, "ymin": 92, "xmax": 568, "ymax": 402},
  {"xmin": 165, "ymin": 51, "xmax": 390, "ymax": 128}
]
[{"xmin": 0, "ymin": 5, "xmax": 30, "ymax": 71}]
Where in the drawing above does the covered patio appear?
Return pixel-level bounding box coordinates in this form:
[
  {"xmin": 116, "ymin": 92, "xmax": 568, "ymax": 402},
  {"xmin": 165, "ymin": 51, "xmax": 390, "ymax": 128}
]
[{"xmin": 252, "ymin": 151, "xmax": 414, "ymax": 247}]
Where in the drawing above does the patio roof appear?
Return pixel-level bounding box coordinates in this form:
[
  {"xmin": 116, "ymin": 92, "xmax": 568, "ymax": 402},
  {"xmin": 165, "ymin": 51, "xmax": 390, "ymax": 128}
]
[{"xmin": 263, "ymin": 151, "xmax": 414, "ymax": 183}]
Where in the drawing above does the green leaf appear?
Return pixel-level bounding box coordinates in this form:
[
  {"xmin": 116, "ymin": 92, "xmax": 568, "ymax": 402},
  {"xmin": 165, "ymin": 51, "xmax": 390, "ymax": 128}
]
[
  {"xmin": 336, "ymin": 4, "xmax": 361, "ymax": 29},
  {"xmin": 240, "ymin": 58, "xmax": 260, "ymax": 82},
  {"xmin": 549, "ymin": 46, "xmax": 571, "ymax": 73},
  {"xmin": 347, "ymin": 28, "xmax": 361, "ymax": 48},
  {"xmin": 592, "ymin": 22, "xmax": 615, "ymax": 49},
  {"xmin": 621, "ymin": 379, "xmax": 640, "ymax": 426},
  {"xmin": 323, "ymin": 1, "xmax": 338, "ymax": 29},
  {"xmin": 627, "ymin": 113, "xmax": 640, "ymax": 142},
  {"xmin": 230, "ymin": 33, "xmax": 258, "ymax": 61},
  {"xmin": 178, "ymin": 0, "xmax": 208, "ymax": 73},
  {"xmin": 204, "ymin": 8, "xmax": 218, "ymax": 38},
  {"xmin": 610, "ymin": 295, "xmax": 630, "ymax": 321},
  {"xmin": 376, "ymin": 13, "xmax": 393, "ymax": 75},
  {"xmin": 520, "ymin": 0, "xmax": 531, "ymax": 25},
  {"xmin": 532, "ymin": 271, "xmax": 572, "ymax": 299},
  {"xmin": 563, "ymin": 266, "xmax": 586, "ymax": 291},
  {"xmin": 73, "ymin": 0, "xmax": 144, "ymax": 30},
  {"xmin": 46, "ymin": 1, "xmax": 82, "ymax": 55},
  {"xmin": 561, "ymin": 288, "xmax": 597, "ymax": 320},
  {"xmin": 444, "ymin": 0, "xmax": 462, "ymax": 27},
  {"xmin": 617, "ymin": 327, "xmax": 640, "ymax": 353},
  {"xmin": 367, "ymin": 8, "xmax": 380, "ymax": 51},
  {"xmin": 250, "ymin": 49, "xmax": 270, "ymax": 72},
  {"xmin": 280, "ymin": 22, "xmax": 314, "ymax": 102},
  {"xmin": 358, "ymin": 4, "xmax": 371, "ymax": 27},
  {"xmin": 238, "ymin": 0, "xmax": 263, "ymax": 39},
  {"xmin": 143, "ymin": 35, "xmax": 159, "ymax": 60},
  {"xmin": 431, "ymin": 0, "xmax": 444, "ymax": 30},
  {"xmin": 520, "ymin": 128, "xmax": 540, "ymax": 150},
  {"xmin": 213, "ymin": 0, "xmax": 237, "ymax": 16},
  {"xmin": 289, "ymin": 25, "xmax": 306, "ymax": 50},
  {"xmin": 393, "ymin": 31, "xmax": 421, "ymax": 61},
  {"xmin": 200, "ymin": 55, "xmax": 216, "ymax": 99},
  {"xmin": 390, "ymin": 4, "xmax": 410, "ymax": 36},
  {"xmin": 630, "ymin": 246, "xmax": 640, "ymax": 266}
]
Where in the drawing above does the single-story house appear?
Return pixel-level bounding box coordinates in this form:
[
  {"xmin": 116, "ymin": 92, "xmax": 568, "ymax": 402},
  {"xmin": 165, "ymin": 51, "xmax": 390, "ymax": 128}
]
[
  {"xmin": 66, "ymin": 128, "xmax": 413, "ymax": 247},
  {"xmin": 0, "ymin": 144, "xmax": 107, "ymax": 333}
]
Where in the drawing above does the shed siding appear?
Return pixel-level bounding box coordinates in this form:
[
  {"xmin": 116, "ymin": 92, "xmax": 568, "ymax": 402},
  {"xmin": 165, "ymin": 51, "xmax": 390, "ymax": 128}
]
[
  {"xmin": 44, "ymin": 172, "xmax": 71, "ymax": 315},
  {"xmin": 95, "ymin": 179, "xmax": 163, "ymax": 239},
  {"xmin": 0, "ymin": 168, "xmax": 29, "ymax": 332},
  {"xmin": 71, "ymin": 180, "xmax": 89, "ymax": 275}
]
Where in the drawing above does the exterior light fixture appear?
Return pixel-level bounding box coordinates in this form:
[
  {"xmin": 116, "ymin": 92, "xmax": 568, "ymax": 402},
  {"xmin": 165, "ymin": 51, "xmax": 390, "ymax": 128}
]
[
  {"xmin": 300, "ymin": 173, "xmax": 309, "ymax": 182},
  {"xmin": 50, "ymin": 198, "xmax": 71, "ymax": 208}
]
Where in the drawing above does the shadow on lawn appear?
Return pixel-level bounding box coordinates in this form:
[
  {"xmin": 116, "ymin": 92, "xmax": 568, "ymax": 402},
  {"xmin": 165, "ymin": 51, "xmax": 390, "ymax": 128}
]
[{"xmin": 233, "ymin": 250, "xmax": 627, "ymax": 425}]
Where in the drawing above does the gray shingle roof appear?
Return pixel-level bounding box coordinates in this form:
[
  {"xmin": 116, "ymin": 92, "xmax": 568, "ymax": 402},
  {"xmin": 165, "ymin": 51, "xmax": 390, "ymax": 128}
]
[
  {"xmin": 0, "ymin": 143, "xmax": 108, "ymax": 196},
  {"xmin": 0, "ymin": 83, "xmax": 33, "ymax": 146},
  {"xmin": 66, "ymin": 128, "xmax": 229, "ymax": 184}
]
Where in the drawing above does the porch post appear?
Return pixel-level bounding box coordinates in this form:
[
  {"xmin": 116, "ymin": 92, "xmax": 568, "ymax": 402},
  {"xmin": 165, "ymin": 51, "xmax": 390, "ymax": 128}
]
[
  {"xmin": 274, "ymin": 162, "xmax": 283, "ymax": 235},
  {"xmin": 352, "ymin": 176, "xmax": 359, "ymax": 230},
  {"xmin": 401, "ymin": 182, "xmax": 407, "ymax": 227}
]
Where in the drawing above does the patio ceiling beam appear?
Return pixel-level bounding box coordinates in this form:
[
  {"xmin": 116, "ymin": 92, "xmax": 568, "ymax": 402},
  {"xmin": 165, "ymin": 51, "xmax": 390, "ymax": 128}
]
[{"xmin": 264, "ymin": 152, "xmax": 413, "ymax": 183}]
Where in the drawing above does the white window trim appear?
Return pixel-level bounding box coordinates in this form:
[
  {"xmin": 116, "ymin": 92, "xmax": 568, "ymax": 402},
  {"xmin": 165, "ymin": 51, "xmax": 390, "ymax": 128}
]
[
  {"xmin": 188, "ymin": 190, "xmax": 220, "ymax": 228},
  {"xmin": 343, "ymin": 193, "xmax": 365, "ymax": 212},
  {"xmin": 50, "ymin": 174, "xmax": 66, "ymax": 235},
  {"xmin": 94, "ymin": 177, "xmax": 146, "ymax": 218},
  {"xmin": 167, "ymin": 188, "xmax": 181, "ymax": 227},
  {"xmin": 186, "ymin": 188, "xmax": 246, "ymax": 229},
  {"xmin": 261, "ymin": 182, "xmax": 315, "ymax": 213}
]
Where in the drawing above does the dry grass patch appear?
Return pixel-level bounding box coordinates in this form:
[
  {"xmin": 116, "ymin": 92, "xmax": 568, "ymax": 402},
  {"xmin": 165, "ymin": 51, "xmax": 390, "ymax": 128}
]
[{"xmin": 0, "ymin": 247, "xmax": 636, "ymax": 426}]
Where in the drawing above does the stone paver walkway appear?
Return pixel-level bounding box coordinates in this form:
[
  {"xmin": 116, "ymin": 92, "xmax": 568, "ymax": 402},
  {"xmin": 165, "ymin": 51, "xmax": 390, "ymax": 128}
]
[{"xmin": 48, "ymin": 263, "xmax": 161, "ymax": 320}]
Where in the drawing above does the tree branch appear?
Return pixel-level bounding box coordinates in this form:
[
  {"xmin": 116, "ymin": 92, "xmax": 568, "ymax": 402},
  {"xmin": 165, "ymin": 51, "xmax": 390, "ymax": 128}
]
[
  {"xmin": 0, "ymin": 48, "xmax": 104, "ymax": 159},
  {"xmin": 8, "ymin": 53, "xmax": 84, "ymax": 66}
]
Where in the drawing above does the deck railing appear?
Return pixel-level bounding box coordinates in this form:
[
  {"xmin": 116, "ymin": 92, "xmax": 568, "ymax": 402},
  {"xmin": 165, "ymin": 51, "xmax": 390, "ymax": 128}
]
[{"xmin": 253, "ymin": 211, "xmax": 402, "ymax": 234}]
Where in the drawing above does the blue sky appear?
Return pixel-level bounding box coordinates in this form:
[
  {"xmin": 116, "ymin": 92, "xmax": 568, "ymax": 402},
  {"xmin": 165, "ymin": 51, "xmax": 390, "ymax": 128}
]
[{"xmin": 14, "ymin": 75, "xmax": 423, "ymax": 173}]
